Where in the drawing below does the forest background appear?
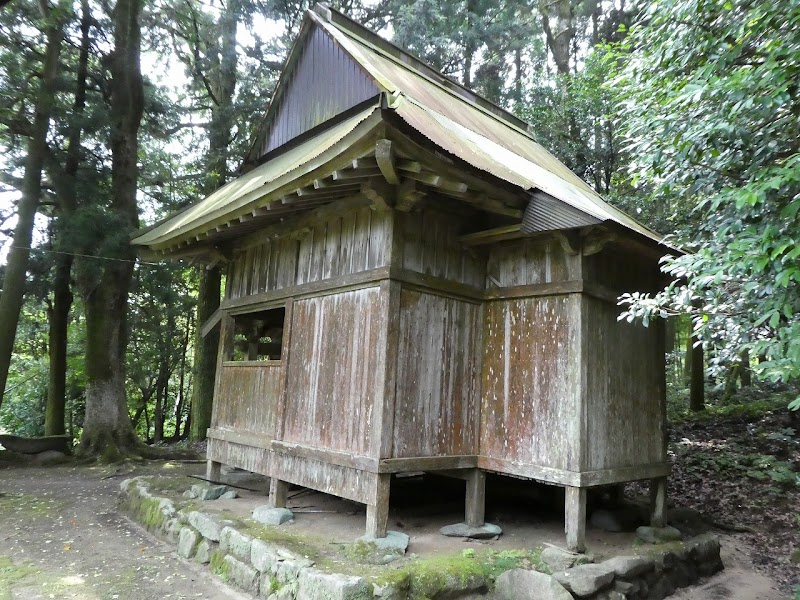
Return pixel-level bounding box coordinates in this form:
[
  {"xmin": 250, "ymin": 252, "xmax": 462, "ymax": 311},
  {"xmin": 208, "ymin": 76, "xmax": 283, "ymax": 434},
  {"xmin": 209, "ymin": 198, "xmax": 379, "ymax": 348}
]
[{"xmin": 0, "ymin": 0, "xmax": 798, "ymax": 454}]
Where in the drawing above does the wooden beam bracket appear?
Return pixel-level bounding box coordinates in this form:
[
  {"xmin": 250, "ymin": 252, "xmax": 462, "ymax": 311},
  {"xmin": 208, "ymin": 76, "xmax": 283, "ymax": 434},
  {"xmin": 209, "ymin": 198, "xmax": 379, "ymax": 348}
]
[{"xmin": 375, "ymin": 139, "xmax": 400, "ymax": 185}]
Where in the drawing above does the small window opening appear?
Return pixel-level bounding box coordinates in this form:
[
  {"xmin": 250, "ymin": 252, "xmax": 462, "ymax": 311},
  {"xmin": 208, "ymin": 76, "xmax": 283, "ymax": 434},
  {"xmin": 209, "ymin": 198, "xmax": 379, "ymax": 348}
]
[{"xmin": 232, "ymin": 307, "xmax": 285, "ymax": 361}]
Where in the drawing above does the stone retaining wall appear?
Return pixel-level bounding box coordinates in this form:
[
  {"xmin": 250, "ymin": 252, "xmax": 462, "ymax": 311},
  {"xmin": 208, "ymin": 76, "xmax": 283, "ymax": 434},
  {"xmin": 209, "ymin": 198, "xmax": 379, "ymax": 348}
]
[{"xmin": 120, "ymin": 477, "xmax": 723, "ymax": 600}]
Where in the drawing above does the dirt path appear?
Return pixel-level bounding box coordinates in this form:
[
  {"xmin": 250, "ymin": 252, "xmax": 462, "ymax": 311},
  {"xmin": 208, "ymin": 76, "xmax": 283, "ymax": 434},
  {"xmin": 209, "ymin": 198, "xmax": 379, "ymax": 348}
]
[{"xmin": 0, "ymin": 461, "xmax": 252, "ymax": 600}]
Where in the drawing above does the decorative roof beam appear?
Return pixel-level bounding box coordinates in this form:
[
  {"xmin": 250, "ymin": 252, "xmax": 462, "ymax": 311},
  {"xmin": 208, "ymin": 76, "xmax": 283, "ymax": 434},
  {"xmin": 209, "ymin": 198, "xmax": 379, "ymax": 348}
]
[
  {"xmin": 375, "ymin": 139, "xmax": 400, "ymax": 185},
  {"xmin": 406, "ymin": 171, "xmax": 468, "ymax": 194}
]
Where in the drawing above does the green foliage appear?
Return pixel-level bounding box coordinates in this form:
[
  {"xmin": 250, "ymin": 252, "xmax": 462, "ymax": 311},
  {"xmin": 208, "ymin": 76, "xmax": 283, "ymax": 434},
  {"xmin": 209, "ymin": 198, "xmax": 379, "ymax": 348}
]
[
  {"xmin": 518, "ymin": 48, "xmax": 620, "ymax": 195},
  {"xmin": 384, "ymin": 0, "xmax": 538, "ymax": 103},
  {"xmin": 613, "ymin": 0, "xmax": 800, "ymax": 406}
]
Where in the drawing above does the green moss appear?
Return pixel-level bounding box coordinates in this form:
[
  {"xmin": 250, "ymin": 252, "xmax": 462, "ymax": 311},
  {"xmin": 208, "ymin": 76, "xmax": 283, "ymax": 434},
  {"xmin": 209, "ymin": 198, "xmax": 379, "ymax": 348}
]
[
  {"xmin": 267, "ymin": 575, "xmax": 281, "ymax": 594},
  {"xmin": 210, "ymin": 551, "xmax": 230, "ymax": 580},
  {"xmin": 344, "ymin": 539, "xmax": 403, "ymax": 565},
  {"xmin": 236, "ymin": 519, "xmax": 327, "ymax": 566},
  {"xmin": 123, "ymin": 492, "xmax": 168, "ymax": 532},
  {"xmin": 0, "ymin": 555, "xmax": 39, "ymax": 600},
  {"xmin": 373, "ymin": 547, "xmax": 544, "ymax": 599},
  {"xmin": 791, "ymin": 548, "xmax": 800, "ymax": 564}
]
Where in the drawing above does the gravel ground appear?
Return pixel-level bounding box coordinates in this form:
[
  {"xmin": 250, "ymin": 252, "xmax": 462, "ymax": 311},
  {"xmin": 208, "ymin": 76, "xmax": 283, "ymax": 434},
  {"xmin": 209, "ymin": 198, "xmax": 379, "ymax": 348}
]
[{"xmin": 0, "ymin": 460, "xmax": 252, "ymax": 600}]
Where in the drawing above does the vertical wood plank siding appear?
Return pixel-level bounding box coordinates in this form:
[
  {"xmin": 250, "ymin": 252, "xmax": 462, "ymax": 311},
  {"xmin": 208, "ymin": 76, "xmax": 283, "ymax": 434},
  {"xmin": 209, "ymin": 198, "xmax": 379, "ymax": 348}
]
[
  {"xmin": 262, "ymin": 27, "xmax": 379, "ymax": 156},
  {"xmin": 486, "ymin": 237, "xmax": 580, "ymax": 287},
  {"xmin": 225, "ymin": 207, "xmax": 391, "ymax": 301},
  {"xmin": 213, "ymin": 364, "xmax": 282, "ymax": 435},
  {"xmin": 397, "ymin": 210, "xmax": 485, "ymax": 287},
  {"xmin": 283, "ymin": 287, "xmax": 385, "ymax": 455},
  {"xmin": 480, "ymin": 294, "xmax": 581, "ymax": 471},
  {"xmin": 393, "ymin": 290, "xmax": 481, "ymax": 458}
]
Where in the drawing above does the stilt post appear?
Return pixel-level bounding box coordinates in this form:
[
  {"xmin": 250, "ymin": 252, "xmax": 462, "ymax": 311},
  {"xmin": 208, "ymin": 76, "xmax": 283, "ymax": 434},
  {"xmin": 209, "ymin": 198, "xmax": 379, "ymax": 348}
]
[
  {"xmin": 269, "ymin": 478, "xmax": 290, "ymax": 508},
  {"xmin": 465, "ymin": 469, "xmax": 486, "ymax": 527},
  {"xmin": 565, "ymin": 486, "xmax": 587, "ymax": 553},
  {"xmin": 650, "ymin": 476, "xmax": 667, "ymax": 528},
  {"xmin": 365, "ymin": 473, "xmax": 391, "ymax": 538},
  {"xmin": 206, "ymin": 460, "xmax": 221, "ymax": 481}
]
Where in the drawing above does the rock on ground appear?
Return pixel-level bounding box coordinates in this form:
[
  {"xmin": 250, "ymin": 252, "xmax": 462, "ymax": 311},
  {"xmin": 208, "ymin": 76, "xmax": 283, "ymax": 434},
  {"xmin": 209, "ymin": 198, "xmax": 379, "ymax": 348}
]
[
  {"xmin": 439, "ymin": 522, "xmax": 502, "ymax": 539},
  {"xmin": 553, "ymin": 563, "xmax": 616, "ymax": 597},
  {"xmin": 636, "ymin": 525, "xmax": 682, "ymax": 544},
  {"xmin": 495, "ymin": 569, "xmax": 573, "ymax": 600},
  {"xmin": 541, "ymin": 546, "xmax": 594, "ymax": 572},
  {"xmin": 253, "ymin": 506, "xmax": 294, "ymax": 526}
]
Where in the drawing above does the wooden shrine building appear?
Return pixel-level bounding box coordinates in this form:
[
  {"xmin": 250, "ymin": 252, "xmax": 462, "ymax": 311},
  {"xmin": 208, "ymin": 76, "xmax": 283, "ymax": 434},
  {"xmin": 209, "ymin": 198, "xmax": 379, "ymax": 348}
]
[{"xmin": 132, "ymin": 4, "xmax": 673, "ymax": 552}]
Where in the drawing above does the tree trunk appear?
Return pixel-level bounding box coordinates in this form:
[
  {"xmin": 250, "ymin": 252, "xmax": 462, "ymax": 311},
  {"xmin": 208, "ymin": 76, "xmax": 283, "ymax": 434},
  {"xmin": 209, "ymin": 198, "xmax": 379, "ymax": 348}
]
[
  {"xmin": 539, "ymin": 0, "xmax": 574, "ymax": 75},
  {"xmin": 188, "ymin": 0, "xmax": 238, "ymax": 441},
  {"xmin": 0, "ymin": 2, "xmax": 63, "ymax": 409},
  {"xmin": 689, "ymin": 336, "xmax": 705, "ymax": 411},
  {"xmin": 739, "ymin": 351, "xmax": 752, "ymax": 387},
  {"xmin": 79, "ymin": 0, "xmax": 144, "ymax": 459},
  {"xmin": 174, "ymin": 310, "xmax": 192, "ymax": 438},
  {"xmin": 189, "ymin": 266, "xmax": 221, "ymax": 440},
  {"xmin": 45, "ymin": 253, "xmax": 71, "ymax": 435},
  {"xmin": 45, "ymin": 0, "xmax": 90, "ymax": 435}
]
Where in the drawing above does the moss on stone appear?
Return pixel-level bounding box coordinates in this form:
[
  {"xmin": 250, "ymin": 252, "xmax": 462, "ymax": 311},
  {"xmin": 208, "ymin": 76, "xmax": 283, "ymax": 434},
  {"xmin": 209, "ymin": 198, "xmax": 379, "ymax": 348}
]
[
  {"xmin": 210, "ymin": 551, "xmax": 230, "ymax": 580},
  {"xmin": 123, "ymin": 491, "xmax": 167, "ymax": 532},
  {"xmin": 791, "ymin": 548, "xmax": 800, "ymax": 564},
  {"xmin": 373, "ymin": 547, "xmax": 544, "ymax": 599}
]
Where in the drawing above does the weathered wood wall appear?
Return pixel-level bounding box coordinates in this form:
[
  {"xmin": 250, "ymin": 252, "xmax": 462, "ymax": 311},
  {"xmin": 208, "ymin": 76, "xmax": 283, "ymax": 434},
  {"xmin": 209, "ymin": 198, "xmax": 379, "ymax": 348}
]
[
  {"xmin": 397, "ymin": 209, "xmax": 485, "ymax": 287},
  {"xmin": 212, "ymin": 362, "xmax": 282, "ymax": 436},
  {"xmin": 283, "ymin": 287, "xmax": 386, "ymax": 456},
  {"xmin": 296, "ymin": 208, "xmax": 391, "ymax": 284},
  {"xmin": 582, "ymin": 247, "xmax": 666, "ymax": 473},
  {"xmin": 393, "ymin": 289, "xmax": 482, "ymax": 458},
  {"xmin": 225, "ymin": 207, "xmax": 392, "ymax": 301},
  {"xmin": 584, "ymin": 296, "xmax": 665, "ymax": 470},
  {"xmin": 480, "ymin": 294, "xmax": 582, "ymax": 472},
  {"xmin": 485, "ymin": 237, "xmax": 580, "ymax": 287}
]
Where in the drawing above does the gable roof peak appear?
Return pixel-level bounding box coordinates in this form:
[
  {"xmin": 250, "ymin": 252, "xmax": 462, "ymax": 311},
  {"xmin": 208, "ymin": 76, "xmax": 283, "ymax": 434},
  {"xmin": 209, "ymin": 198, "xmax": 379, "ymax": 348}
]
[{"xmin": 309, "ymin": 3, "xmax": 536, "ymax": 137}]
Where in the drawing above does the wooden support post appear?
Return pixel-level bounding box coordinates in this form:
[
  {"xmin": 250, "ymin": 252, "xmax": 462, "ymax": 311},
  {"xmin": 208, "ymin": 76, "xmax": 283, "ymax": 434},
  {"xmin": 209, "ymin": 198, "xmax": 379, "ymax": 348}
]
[
  {"xmin": 650, "ymin": 476, "xmax": 667, "ymax": 528},
  {"xmin": 365, "ymin": 473, "xmax": 391, "ymax": 538},
  {"xmin": 465, "ymin": 469, "xmax": 486, "ymax": 527},
  {"xmin": 269, "ymin": 478, "xmax": 290, "ymax": 508},
  {"xmin": 206, "ymin": 460, "xmax": 221, "ymax": 481},
  {"xmin": 565, "ymin": 486, "xmax": 587, "ymax": 553}
]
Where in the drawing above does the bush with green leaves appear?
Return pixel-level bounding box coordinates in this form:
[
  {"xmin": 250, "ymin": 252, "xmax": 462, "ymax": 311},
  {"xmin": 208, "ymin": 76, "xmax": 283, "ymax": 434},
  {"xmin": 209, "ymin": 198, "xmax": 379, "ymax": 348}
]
[{"xmin": 612, "ymin": 0, "xmax": 800, "ymax": 409}]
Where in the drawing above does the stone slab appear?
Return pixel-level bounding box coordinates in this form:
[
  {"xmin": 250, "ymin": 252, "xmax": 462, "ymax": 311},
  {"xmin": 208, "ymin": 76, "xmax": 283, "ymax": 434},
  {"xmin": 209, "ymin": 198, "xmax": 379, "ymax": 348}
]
[
  {"xmin": 495, "ymin": 569, "xmax": 573, "ymax": 600},
  {"xmin": 439, "ymin": 522, "xmax": 502, "ymax": 539},
  {"xmin": 253, "ymin": 506, "xmax": 294, "ymax": 526}
]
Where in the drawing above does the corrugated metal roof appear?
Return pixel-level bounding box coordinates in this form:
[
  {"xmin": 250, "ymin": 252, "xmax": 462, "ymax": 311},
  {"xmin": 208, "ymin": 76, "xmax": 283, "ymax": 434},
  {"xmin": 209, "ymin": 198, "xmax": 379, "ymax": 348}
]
[
  {"xmin": 132, "ymin": 106, "xmax": 380, "ymax": 248},
  {"xmin": 312, "ymin": 10, "xmax": 664, "ymax": 244},
  {"xmin": 133, "ymin": 6, "xmax": 666, "ymax": 252}
]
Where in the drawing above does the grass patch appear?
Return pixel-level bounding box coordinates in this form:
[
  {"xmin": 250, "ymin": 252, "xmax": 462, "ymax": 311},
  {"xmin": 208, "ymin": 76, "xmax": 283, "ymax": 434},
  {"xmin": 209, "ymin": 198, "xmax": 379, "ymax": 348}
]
[
  {"xmin": 0, "ymin": 493, "xmax": 66, "ymax": 519},
  {"xmin": 0, "ymin": 555, "xmax": 38, "ymax": 600}
]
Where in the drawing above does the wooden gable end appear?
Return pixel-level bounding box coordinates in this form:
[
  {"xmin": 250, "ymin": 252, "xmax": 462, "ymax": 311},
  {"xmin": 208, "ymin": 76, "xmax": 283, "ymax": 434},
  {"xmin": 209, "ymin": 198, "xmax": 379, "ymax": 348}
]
[{"xmin": 259, "ymin": 25, "xmax": 380, "ymax": 157}]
